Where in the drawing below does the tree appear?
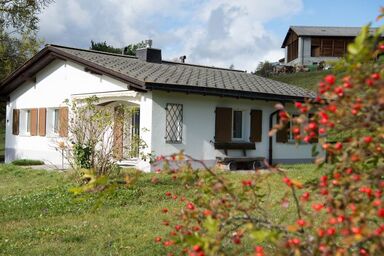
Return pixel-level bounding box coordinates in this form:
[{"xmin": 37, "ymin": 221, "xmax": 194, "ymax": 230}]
[
  {"xmin": 90, "ymin": 41, "xmax": 122, "ymax": 54},
  {"xmin": 0, "ymin": 0, "xmax": 52, "ymax": 80},
  {"xmin": 90, "ymin": 40, "xmax": 146, "ymax": 56},
  {"xmin": 255, "ymin": 61, "xmax": 274, "ymax": 77}
]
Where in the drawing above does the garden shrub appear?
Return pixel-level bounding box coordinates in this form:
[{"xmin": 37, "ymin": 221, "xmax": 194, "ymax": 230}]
[{"xmin": 154, "ymin": 19, "xmax": 384, "ymax": 256}]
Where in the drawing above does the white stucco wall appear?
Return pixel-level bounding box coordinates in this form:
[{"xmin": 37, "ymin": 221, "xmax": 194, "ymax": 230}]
[
  {"xmin": 150, "ymin": 91, "xmax": 318, "ymax": 169},
  {"xmin": 5, "ymin": 60, "xmax": 151, "ymax": 168}
]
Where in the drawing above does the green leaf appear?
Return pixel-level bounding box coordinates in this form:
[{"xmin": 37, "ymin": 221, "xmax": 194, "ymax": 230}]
[{"xmin": 250, "ymin": 229, "xmax": 277, "ymax": 243}]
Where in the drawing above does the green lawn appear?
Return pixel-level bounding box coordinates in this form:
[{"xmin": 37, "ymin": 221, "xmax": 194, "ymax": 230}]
[
  {"xmin": 269, "ymin": 70, "xmax": 332, "ymax": 90},
  {"xmin": 0, "ymin": 164, "xmax": 323, "ymax": 255}
]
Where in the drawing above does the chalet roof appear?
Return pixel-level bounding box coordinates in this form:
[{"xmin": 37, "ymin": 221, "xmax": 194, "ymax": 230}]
[
  {"xmin": 281, "ymin": 26, "xmax": 380, "ymax": 48},
  {"xmin": 0, "ymin": 45, "xmax": 315, "ymax": 101}
]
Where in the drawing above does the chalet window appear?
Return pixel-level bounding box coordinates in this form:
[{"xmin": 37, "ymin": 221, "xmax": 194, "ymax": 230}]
[
  {"xmin": 46, "ymin": 107, "xmax": 68, "ymax": 137},
  {"xmin": 165, "ymin": 103, "xmax": 183, "ymax": 143},
  {"xmin": 232, "ymin": 110, "xmax": 243, "ymax": 139},
  {"xmin": 53, "ymin": 109, "xmax": 60, "ymax": 134},
  {"xmin": 26, "ymin": 110, "xmax": 31, "ymax": 133}
]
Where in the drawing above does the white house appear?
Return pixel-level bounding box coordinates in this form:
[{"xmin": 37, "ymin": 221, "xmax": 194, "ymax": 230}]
[
  {"xmin": 0, "ymin": 45, "xmax": 318, "ymax": 172},
  {"xmin": 281, "ymin": 26, "xmax": 379, "ymax": 66}
]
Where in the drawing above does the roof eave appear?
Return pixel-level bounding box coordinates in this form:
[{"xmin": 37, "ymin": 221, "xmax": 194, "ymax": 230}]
[
  {"xmin": 146, "ymin": 82, "xmax": 314, "ymax": 102},
  {"xmin": 0, "ymin": 46, "xmax": 147, "ymax": 97}
]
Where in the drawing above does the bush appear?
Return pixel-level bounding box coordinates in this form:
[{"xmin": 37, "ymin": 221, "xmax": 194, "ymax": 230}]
[
  {"xmin": 12, "ymin": 159, "xmax": 45, "ymax": 166},
  {"xmin": 154, "ymin": 20, "xmax": 384, "ymax": 256}
]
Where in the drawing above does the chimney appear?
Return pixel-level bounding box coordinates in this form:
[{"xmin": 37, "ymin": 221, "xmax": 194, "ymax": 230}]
[
  {"xmin": 179, "ymin": 55, "xmax": 186, "ymax": 63},
  {"xmin": 136, "ymin": 39, "xmax": 162, "ymax": 63}
]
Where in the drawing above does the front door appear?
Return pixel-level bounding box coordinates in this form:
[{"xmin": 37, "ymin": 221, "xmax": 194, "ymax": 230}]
[{"xmin": 113, "ymin": 106, "xmax": 140, "ymax": 160}]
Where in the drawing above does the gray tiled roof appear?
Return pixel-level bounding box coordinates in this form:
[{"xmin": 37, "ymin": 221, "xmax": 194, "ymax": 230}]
[
  {"xmin": 53, "ymin": 45, "xmax": 314, "ymax": 99},
  {"xmin": 290, "ymin": 26, "xmax": 378, "ymax": 37}
]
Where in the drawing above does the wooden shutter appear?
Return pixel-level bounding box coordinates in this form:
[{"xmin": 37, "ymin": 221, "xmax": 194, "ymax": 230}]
[
  {"xmin": 59, "ymin": 107, "xmax": 68, "ymax": 137},
  {"xmin": 113, "ymin": 107, "xmax": 124, "ymax": 160},
  {"xmin": 215, "ymin": 107, "xmax": 232, "ymax": 142},
  {"xmin": 250, "ymin": 110, "xmax": 262, "ymax": 142},
  {"xmin": 30, "ymin": 108, "xmax": 38, "ymax": 136},
  {"xmin": 12, "ymin": 109, "xmax": 20, "ymax": 135},
  {"xmin": 276, "ymin": 114, "xmax": 288, "ymax": 143},
  {"xmin": 38, "ymin": 108, "xmax": 47, "ymax": 136}
]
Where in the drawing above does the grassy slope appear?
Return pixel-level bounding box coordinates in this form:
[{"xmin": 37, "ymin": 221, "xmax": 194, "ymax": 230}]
[
  {"xmin": 0, "ymin": 164, "xmax": 324, "ymax": 255},
  {"xmin": 269, "ymin": 70, "xmax": 332, "ymax": 91}
]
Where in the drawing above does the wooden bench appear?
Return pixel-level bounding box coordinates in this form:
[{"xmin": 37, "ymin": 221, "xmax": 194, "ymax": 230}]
[
  {"xmin": 214, "ymin": 142, "xmax": 255, "ymax": 156},
  {"xmin": 214, "ymin": 142, "xmax": 264, "ymax": 170}
]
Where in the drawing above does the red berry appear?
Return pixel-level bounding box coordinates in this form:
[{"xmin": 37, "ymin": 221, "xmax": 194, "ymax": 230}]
[
  {"xmin": 300, "ymin": 192, "xmax": 310, "ymax": 201},
  {"xmin": 203, "ymin": 209, "xmax": 212, "ymax": 216},
  {"xmin": 283, "ymin": 177, "xmax": 292, "ymax": 187},
  {"xmin": 371, "ymin": 73, "xmax": 380, "ymax": 80},
  {"xmin": 297, "ymin": 219, "xmax": 306, "ymax": 227},
  {"xmin": 363, "ymin": 136, "xmax": 372, "ymax": 144},
  {"xmin": 162, "ymin": 208, "xmax": 168, "ymax": 213},
  {"xmin": 326, "ymin": 227, "xmax": 336, "ymax": 236},
  {"xmin": 366, "ymin": 78, "xmax": 374, "ymax": 86},
  {"xmin": 378, "ymin": 208, "xmax": 384, "ymax": 218},
  {"xmin": 324, "ymin": 74, "xmax": 336, "ymax": 85},
  {"xmin": 187, "ymin": 202, "xmax": 196, "ymax": 210},
  {"xmin": 343, "ymin": 81, "xmax": 352, "ymax": 88},
  {"xmin": 334, "ymin": 142, "xmax": 343, "ymax": 150},
  {"xmin": 242, "ymin": 180, "xmax": 252, "ymax": 187},
  {"xmin": 193, "ymin": 245, "xmax": 202, "ymax": 252},
  {"xmin": 155, "ymin": 237, "xmax": 162, "ymax": 243},
  {"xmin": 312, "ymin": 203, "xmax": 324, "ymax": 212},
  {"xmin": 165, "ymin": 192, "xmax": 172, "ymax": 197},
  {"xmin": 308, "ymin": 122, "xmax": 317, "ymax": 130},
  {"xmin": 163, "ymin": 240, "xmax": 174, "ymax": 247},
  {"xmin": 292, "ymin": 127, "xmax": 301, "ymax": 134},
  {"xmin": 295, "ymin": 102, "xmax": 302, "ymax": 108}
]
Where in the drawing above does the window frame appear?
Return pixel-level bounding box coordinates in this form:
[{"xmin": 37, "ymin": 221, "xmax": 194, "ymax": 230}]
[
  {"xmin": 232, "ymin": 110, "xmax": 243, "ymax": 140},
  {"xmin": 165, "ymin": 103, "xmax": 183, "ymax": 144},
  {"xmin": 46, "ymin": 107, "xmax": 61, "ymax": 137},
  {"xmin": 53, "ymin": 108, "xmax": 60, "ymax": 134}
]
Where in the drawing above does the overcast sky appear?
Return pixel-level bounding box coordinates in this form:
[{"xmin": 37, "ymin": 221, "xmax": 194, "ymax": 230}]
[{"xmin": 37, "ymin": 0, "xmax": 382, "ymax": 71}]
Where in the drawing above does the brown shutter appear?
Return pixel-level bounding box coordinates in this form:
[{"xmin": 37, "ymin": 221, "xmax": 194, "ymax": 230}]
[
  {"xmin": 276, "ymin": 114, "xmax": 288, "ymax": 143},
  {"xmin": 59, "ymin": 107, "xmax": 68, "ymax": 137},
  {"xmin": 30, "ymin": 108, "xmax": 38, "ymax": 136},
  {"xmin": 250, "ymin": 110, "xmax": 262, "ymax": 142},
  {"xmin": 12, "ymin": 109, "xmax": 20, "ymax": 135},
  {"xmin": 215, "ymin": 107, "xmax": 232, "ymax": 142},
  {"xmin": 113, "ymin": 107, "xmax": 124, "ymax": 160},
  {"xmin": 38, "ymin": 108, "xmax": 47, "ymax": 136}
]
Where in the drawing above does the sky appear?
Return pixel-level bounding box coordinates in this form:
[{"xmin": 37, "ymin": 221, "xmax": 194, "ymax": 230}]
[{"xmin": 37, "ymin": 0, "xmax": 382, "ymax": 72}]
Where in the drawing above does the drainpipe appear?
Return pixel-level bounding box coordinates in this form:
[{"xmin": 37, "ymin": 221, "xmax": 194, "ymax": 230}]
[
  {"xmin": 301, "ymin": 37, "xmax": 305, "ymax": 65},
  {"xmin": 268, "ymin": 109, "xmax": 280, "ymax": 165}
]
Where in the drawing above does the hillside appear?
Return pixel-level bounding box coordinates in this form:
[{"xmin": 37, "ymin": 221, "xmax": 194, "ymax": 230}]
[{"xmin": 269, "ymin": 70, "xmax": 332, "ymax": 91}]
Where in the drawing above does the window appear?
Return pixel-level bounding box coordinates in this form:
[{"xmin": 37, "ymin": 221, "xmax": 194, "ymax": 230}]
[
  {"xmin": 165, "ymin": 103, "xmax": 183, "ymax": 143},
  {"xmin": 286, "ymin": 114, "xmax": 299, "ymax": 142},
  {"xmin": 233, "ymin": 110, "xmax": 243, "ymax": 139},
  {"xmin": 46, "ymin": 108, "xmax": 60, "ymax": 136},
  {"xmin": 53, "ymin": 109, "xmax": 60, "ymax": 134},
  {"xmin": 26, "ymin": 110, "xmax": 31, "ymax": 133}
]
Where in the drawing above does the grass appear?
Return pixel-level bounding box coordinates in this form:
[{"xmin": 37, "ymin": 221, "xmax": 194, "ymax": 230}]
[
  {"xmin": 11, "ymin": 159, "xmax": 45, "ymax": 166},
  {"xmin": 0, "ymin": 164, "xmax": 324, "ymax": 255},
  {"xmin": 269, "ymin": 70, "xmax": 332, "ymax": 90}
]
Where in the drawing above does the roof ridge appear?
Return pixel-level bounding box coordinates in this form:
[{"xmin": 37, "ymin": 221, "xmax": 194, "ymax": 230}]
[
  {"xmin": 161, "ymin": 60, "xmax": 246, "ymax": 73},
  {"xmin": 47, "ymin": 44, "xmax": 138, "ymax": 59},
  {"xmin": 48, "ymin": 44, "xmax": 246, "ymax": 73}
]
